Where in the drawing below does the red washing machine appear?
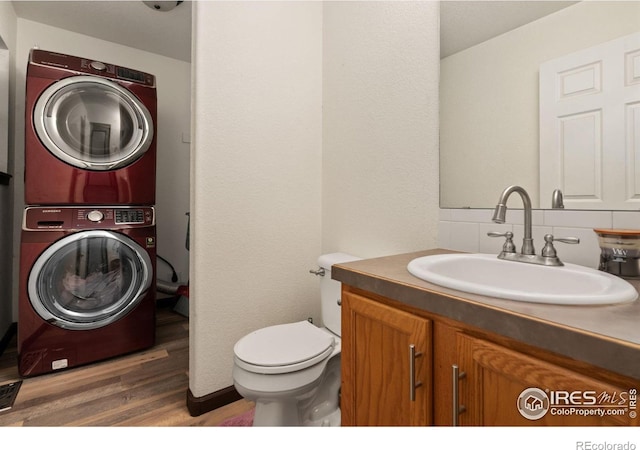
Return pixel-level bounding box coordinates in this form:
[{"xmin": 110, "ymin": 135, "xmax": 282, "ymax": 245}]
[
  {"xmin": 18, "ymin": 206, "xmax": 157, "ymax": 377},
  {"xmin": 25, "ymin": 49, "xmax": 157, "ymax": 205}
]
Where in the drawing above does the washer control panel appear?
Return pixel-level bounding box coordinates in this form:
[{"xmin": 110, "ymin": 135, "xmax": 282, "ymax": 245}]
[
  {"xmin": 23, "ymin": 207, "xmax": 155, "ymax": 230},
  {"xmin": 115, "ymin": 209, "xmax": 146, "ymax": 224}
]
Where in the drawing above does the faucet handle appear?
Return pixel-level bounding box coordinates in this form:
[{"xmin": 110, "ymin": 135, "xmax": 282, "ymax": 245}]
[
  {"xmin": 487, "ymin": 231, "xmax": 516, "ymax": 253},
  {"xmin": 541, "ymin": 234, "xmax": 580, "ymax": 258}
]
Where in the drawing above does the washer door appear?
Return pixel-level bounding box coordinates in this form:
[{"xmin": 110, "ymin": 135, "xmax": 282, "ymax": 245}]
[
  {"xmin": 28, "ymin": 230, "xmax": 153, "ymax": 330},
  {"xmin": 33, "ymin": 75, "xmax": 154, "ymax": 170}
]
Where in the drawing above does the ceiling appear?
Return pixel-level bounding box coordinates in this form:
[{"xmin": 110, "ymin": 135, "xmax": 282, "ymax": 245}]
[
  {"xmin": 11, "ymin": 1, "xmax": 578, "ymax": 63},
  {"xmin": 11, "ymin": 0, "xmax": 193, "ymax": 62},
  {"xmin": 440, "ymin": 1, "xmax": 577, "ymax": 57}
]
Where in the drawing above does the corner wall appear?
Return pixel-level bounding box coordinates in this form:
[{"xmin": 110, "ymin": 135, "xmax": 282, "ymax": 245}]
[
  {"xmin": 190, "ymin": 1, "xmax": 324, "ymax": 397},
  {"xmin": 189, "ymin": 1, "xmax": 440, "ymax": 401},
  {"xmin": 322, "ymin": 1, "xmax": 440, "ymax": 258}
]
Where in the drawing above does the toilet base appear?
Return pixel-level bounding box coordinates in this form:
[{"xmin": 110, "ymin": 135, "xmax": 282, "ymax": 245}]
[
  {"xmin": 304, "ymin": 408, "xmax": 340, "ymax": 426},
  {"xmin": 245, "ymin": 355, "xmax": 342, "ymax": 427},
  {"xmin": 253, "ymin": 399, "xmax": 301, "ymax": 426},
  {"xmin": 251, "ymin": 401, "xmax": 341, "ymax": 427}
]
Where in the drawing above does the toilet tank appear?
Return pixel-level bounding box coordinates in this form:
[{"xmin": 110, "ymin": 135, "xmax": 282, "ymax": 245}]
[{"xmin": 318, "ymin": 253, "xmax": 361, "ymax": 337}]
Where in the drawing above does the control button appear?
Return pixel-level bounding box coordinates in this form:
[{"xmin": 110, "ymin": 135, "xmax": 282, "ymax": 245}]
[
  {"xmin": 90, "ymin": 61, "xmax": 107, "ymax": 71},
  {"xmin": 87, "ymin": 210, "xmax": 104, "ymax": 222}
]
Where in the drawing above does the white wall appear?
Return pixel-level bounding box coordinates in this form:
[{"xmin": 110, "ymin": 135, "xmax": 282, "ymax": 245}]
[
  {"xmin": 322, "ymin": 1, "xmax": 440, "ymax": 258},
  {"xmin": 190, "ymin": 1, "xmax": 324, "ymax": 397},
  {"xmin": 440, "ymin": 1, "xmax": 640, "ymax": 209},
  {"xmin": 11, "ymin": 19, "xmax": 191, "ymax": 320},
  {"xmin": 190, "ymin": 1, "xmax": 440, "ymax": 399}
]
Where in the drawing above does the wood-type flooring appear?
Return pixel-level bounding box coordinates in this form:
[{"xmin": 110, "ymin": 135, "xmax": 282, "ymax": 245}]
[{"xmin": 0, "ymin": 304, "xmax": 254, "ymax": 426}]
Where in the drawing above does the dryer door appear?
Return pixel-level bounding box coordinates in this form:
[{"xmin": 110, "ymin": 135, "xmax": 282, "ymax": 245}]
[
  {"xmin": 28, "ymin": 230, "xmax": 153, "ymax": 330},
  {"xmin": 33, "ymin": 75, "xmax": 154, "ymax": 170}
]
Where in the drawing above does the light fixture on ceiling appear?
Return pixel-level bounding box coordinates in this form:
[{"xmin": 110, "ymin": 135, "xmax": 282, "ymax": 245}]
[{"xmin": 143, "ymin": 1, "xmax": 183, "ymax": 12}]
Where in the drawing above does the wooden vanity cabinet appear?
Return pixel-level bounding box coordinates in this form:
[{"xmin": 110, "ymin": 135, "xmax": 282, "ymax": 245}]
[
  {"xmin": 453, "ymin": 333, "xmax": 637, "ymax": 426},
  {"xmin": 341, "ymin": 290, "xmax": 432, "ymax": 426},
  {"xmin": 341, "ymin": 286, "xmax": 639, "ymax": 427}
]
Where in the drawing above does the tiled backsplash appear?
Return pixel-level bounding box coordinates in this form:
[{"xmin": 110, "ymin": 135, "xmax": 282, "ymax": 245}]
[{"xmin": 438, "ymin": 208, "xmax": 640, "ymax": 269}]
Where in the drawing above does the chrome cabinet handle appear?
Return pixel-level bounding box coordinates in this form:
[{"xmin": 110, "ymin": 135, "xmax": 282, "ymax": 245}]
[
  {"xmin": 452, "ymin": 364, "xmax": 467, "ymax": 426},
  {"xmin": 409, "ymin": 344, "xmax": 423, "ymax": 401}
]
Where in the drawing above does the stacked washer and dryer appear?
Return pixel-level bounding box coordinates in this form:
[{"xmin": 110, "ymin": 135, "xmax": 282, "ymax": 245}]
[{"xmin": 18, "ymin": 49, "xmax": 158, "ymax": 377}]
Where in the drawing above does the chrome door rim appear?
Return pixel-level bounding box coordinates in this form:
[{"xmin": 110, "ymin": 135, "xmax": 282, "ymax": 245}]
[
  {"xmin": 27, "ymin": 230, "xmax": 153, "ymax": 330},
  {"xmin": 33, "ymin": 75, "xmax": 154, "ymax": 171}
]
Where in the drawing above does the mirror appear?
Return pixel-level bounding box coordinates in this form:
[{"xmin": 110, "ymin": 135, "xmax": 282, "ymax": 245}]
[{"xmin": 439, "ymin": 1, "xmax": 640, "ymax": 210}]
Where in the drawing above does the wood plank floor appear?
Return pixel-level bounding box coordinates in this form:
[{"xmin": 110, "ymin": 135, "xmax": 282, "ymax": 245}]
[{"xmin": 0, "ymin": 304, "xmax": 254, "ymax": 426}]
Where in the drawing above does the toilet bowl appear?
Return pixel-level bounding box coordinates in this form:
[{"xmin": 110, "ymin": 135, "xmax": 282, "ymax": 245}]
[
  {"xmin": 233, "ymin": 321, "xmax": 342, "ymax": 426},
  {"xmin": 231, "ymin": 253, "xmax": 360, "ymax": 426}
]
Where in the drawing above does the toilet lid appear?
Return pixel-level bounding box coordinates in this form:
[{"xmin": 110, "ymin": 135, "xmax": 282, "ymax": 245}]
[{"xmin": 234, "ymin": 321, "xmax": 335, "ymax": 373}]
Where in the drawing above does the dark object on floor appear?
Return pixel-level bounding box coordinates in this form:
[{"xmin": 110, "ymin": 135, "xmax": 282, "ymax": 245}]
[{"xmin": 0, "ymin": 380, "xmax": 22, "ymax": 412}]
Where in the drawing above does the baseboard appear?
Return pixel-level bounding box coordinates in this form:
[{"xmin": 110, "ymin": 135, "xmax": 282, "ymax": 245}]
[
  {"xmin": 0, "ymin": 322, "xmax": 17, "ymax": 358},
  {"xmin": 186, "ymin": 385, "xmax": 243, "ymax": 417}
]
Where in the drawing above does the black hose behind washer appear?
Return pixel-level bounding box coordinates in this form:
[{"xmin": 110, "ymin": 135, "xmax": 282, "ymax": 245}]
[{"xmin": 157, "ymin": 255, "xmax": 178, "ymax": 282}]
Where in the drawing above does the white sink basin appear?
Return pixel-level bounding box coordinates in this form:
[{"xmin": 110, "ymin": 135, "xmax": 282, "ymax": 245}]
[{"xmin": 407, "ymin": 253, "xmax": 638, "ymax": 305}]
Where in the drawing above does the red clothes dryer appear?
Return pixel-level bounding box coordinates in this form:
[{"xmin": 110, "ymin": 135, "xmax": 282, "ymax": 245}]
[
  {"xmin": 25, "ymin": 49, "xmax": 157, "ymax": 205},
  {"xmin": 18, "ymin": 206, "xmax": 157, "ymax": 377}
]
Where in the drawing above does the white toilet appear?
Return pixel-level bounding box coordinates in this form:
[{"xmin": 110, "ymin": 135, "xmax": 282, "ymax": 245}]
[{"xmin": 232, "ymin": 253, "xmax": 360, "ymax": 426}]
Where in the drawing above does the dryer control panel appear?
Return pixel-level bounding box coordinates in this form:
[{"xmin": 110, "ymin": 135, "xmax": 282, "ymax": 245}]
[
  {"xmin": 23, "ymin": 207, "xmax": 155, "ymax": 231},
  {"xmin": 29, "ymin": 49, "xmax": 156, "ymax": 87}
]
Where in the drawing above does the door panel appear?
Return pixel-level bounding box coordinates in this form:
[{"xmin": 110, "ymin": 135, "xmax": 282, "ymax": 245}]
[
  {"xmin": 342, "ymin": 291, "xmax": 431, "ymax": 426},
  {"xmin": 540, "ymin": 32, "xmax": 640, "ymax": 209},
  {"xmin": 456, "ymin": 334, "xmax": 638, "ymax": 426}
]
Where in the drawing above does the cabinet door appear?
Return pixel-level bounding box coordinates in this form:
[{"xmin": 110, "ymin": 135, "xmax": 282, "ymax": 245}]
[
  {"xmin": 341, "ymin": 290, "xmax": 432, "ymax": 426},
  {"xmin": 455, "ymin": 334, "xmax": 638, "ymax": 426}
]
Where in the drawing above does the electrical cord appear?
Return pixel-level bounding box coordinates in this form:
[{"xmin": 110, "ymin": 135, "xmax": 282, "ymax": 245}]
[{"xmin": 157, "ymin": 255, "xmax": 179, "ymax": 282}]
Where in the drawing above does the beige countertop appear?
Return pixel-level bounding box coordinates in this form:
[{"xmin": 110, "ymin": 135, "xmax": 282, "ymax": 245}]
[{"xmin": 332, "ymin": 249, "xmax": 640, "ymax": 380}]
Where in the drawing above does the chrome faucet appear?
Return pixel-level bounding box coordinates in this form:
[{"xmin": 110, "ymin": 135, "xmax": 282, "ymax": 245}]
[
  {"xmin": 488, "ymin": 185, "xmax": 579, "ymax": 266},
  {"xmin": 491, "ymin": 185, "xmax": 535, "ymax": 255},
  {"xmin": 551, "ymin": 189, "xmax": 565, "ymax": 209}
]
